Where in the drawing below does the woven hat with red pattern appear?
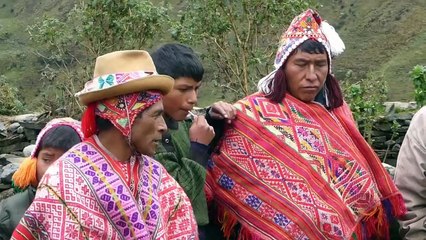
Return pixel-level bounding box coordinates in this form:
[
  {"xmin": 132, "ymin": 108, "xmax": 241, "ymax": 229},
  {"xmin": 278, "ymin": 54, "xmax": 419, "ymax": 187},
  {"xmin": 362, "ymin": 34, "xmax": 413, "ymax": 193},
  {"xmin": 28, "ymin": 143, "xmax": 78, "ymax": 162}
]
[{"xmin": 258, "ymin": 9, "xmax": 345, "ymax": 93}]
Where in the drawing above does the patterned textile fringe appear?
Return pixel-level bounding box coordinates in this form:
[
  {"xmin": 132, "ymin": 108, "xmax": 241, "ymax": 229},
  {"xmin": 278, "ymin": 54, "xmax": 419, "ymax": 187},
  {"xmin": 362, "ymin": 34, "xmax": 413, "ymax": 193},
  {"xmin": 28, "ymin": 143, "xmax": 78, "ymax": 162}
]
[
  {"xmin": 12, "ymin": 157, "xmax": 37, "ymax": 191},
  {"xmin": 358, "ymin": 194, "xmax": 406, "ymax": 240},
  {"xmin": 215, "ymin": 194, "xmax": 405, "ymax": 240},
  {"xmin": 217, "ymin": 205, "xmax": 262, "ymax": 240}
]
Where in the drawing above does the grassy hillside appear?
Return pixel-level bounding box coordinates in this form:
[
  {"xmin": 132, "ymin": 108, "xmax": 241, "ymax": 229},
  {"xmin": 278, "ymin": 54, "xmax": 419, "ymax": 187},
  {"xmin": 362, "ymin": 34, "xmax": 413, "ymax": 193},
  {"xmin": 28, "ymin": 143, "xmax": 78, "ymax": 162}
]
[
  {"xmin": 0, "ymin": 0, "xmax": 425, "ymax": 110},
  {"xmin": 0, "ymin": 0, "xmax": 75, "ymax": 105},
  {"xmin": 318, "ymin": 0, "xmax": 426, "ymax": 101}
]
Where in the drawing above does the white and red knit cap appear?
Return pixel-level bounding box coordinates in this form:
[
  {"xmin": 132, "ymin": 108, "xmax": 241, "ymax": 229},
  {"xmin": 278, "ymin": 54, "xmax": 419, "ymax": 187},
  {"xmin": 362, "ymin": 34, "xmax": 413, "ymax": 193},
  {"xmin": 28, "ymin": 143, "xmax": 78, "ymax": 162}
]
[
  {"xmin": 30, "ymin": 118, "xmax": 84, "ymax": 158},
  {"xmin": 258, "ymin": 9, "xmax": 345, "ymax": 94}
]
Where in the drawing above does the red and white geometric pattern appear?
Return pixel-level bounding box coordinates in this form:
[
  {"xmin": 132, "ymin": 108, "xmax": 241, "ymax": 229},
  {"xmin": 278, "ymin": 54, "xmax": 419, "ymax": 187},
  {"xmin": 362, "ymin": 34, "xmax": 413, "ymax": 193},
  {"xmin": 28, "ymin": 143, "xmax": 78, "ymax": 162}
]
[{"xmin": 210, "ymin": 94, "xmax": 385, "ymax": 239}]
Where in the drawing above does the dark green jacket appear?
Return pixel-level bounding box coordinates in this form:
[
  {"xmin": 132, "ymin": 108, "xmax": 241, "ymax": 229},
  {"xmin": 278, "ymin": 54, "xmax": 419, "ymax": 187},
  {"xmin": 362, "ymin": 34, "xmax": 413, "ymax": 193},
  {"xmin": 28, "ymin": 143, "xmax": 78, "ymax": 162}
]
[
  {"xmin": 0, "ymin": 186, "xmax": 36, "ymax": 240},
  {"xmin": 155, "ymin": 117, "xmax": 210, "ymax": 226}
]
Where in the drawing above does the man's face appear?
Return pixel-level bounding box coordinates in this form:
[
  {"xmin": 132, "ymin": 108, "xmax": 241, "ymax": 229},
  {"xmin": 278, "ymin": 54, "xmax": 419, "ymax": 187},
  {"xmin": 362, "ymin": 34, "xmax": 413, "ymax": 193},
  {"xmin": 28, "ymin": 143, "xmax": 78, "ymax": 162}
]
[
  {"xmin": 130, "ymin": 101, "xmax": 167, "ymax": 156},
  {"xmin": 284, "ymin": 51, "xmax": 328, "ymax": 102},
  {"xmin": 36, "ymin": 147, "xmax": 66, "ymax": 182},
  {"xmin": 163, "ymin": 77, "xmax": 201, "ymax": 121}
]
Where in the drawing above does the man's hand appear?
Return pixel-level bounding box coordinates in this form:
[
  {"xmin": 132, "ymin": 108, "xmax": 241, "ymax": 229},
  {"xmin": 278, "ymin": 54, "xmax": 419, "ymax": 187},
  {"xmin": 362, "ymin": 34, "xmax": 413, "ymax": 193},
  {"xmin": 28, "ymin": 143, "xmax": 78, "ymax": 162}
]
[
  {"xmin": 189, "ymin": 115, "xmax": 215, "ymax": 145},
  {"xmin": 209, "ymin": 101, "xmax": 237, "ymax": 124}
]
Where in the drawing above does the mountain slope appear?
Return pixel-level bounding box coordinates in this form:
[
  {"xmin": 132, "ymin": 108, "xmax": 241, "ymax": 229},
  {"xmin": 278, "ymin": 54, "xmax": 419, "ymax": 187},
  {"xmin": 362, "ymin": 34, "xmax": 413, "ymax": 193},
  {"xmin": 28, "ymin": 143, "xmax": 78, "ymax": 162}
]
[
  {"xmin": 0, "ymin": 0, "xmax": 424, "ymax": 107},
  {"xmin": 318, "ymin": 0, "xmax": 426, "ymax": 100},
  {"xmin": 0, "ymin": 0, "xmax": 75, "ymax": 104}
]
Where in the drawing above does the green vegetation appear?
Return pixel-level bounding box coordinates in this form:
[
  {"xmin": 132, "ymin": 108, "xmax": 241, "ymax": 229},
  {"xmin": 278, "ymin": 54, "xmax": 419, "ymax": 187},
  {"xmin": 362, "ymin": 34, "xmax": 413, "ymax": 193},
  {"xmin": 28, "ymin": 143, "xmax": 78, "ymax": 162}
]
[
  {"xmin": 0, "ymin": 1, "xmax": 75, "ymax": 106},
  {"xmin": 171, "ymin": 0, "xmax": 315, "ymax": 101},
  {"xmin": 0, "ymin": 0, "xmax": 425, "ymax": 113},
  {"xmin": 318, "ymin": 0, "xmax": 426, "ymax": 101},
  {"xmin": 341, "ymin": 71, "xmax": 388, "ymax": 144},
  {"xmin": 0, "ymin": 75, "xmax": 24, "ymax": 115},
  {"xmin": 26, "ymin": 0, "xmax": 169, "ymax": 117},
  {"xmin": 410, "ymin": 65, "xmax": 426, "ymax": 107}
]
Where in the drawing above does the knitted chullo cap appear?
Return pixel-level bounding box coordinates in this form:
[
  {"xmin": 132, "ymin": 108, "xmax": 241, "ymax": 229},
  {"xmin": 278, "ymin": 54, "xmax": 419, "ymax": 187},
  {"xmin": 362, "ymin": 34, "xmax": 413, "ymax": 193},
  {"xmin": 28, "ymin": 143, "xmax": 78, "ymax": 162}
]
[
  {"xmin": 258, "ymin": 9, "xmax": 345, "ymax": 94},
  {"xmin": 12, "ymin": 118, "xmax": 83, "ymax": 191}
]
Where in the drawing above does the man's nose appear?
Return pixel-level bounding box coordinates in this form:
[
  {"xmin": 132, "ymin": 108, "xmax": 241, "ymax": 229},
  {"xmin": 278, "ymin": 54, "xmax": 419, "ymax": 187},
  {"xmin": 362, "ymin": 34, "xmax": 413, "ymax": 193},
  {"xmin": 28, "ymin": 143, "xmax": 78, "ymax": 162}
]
[
  {"xmin": 305, "ymin": 64, "xmax": 317, "ymax": 82},
  {"xmin": 158, "ymin": 116, "xmax": 167, "ymax": 133},
  {"xmin": 187, "ymin": 90, "xmax": 197, "ymax": 104}
]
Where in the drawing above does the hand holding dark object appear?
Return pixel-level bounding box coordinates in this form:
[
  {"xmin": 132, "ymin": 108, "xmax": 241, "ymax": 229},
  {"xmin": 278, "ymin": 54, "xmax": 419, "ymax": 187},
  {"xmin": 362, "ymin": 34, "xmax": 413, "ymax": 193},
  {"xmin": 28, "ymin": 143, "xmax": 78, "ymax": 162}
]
[{"xmin": 189, "ymin": 115, "xmax": 215, "ymax": 145}]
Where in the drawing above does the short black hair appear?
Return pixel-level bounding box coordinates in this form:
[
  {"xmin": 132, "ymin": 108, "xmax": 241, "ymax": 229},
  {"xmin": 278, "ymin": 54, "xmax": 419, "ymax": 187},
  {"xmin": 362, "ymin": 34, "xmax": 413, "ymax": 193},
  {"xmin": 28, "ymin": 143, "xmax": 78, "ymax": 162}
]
[
  {"xmin": 151, "ymin": 43, "xmax": 204, "ymax": 82},
  {"xmin": 296, "ymin": 39, "xmax": 328, "ymax": 55},
  {"xmin": 37, "ymin": 125, "xmax": 82, "ymax": 156},
  {"xmin": 95, "ymin": 115, "xmax": 114, "ymax": 132}
]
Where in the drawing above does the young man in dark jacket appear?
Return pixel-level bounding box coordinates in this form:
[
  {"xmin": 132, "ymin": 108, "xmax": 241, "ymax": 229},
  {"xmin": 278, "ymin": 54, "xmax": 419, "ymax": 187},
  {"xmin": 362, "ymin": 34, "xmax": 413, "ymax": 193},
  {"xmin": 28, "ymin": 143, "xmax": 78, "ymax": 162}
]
[{"xmin": 151, "ymin": 43, "xmax": 236, "ymax": 239}]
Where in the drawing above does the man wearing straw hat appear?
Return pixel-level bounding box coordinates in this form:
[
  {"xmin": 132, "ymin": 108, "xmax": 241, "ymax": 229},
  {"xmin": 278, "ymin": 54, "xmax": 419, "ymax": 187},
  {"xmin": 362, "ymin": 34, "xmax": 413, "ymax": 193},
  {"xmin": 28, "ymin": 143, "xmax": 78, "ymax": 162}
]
[{"xmin": 12, "ymin": 50, "xmax": 198, "ymax": 239}]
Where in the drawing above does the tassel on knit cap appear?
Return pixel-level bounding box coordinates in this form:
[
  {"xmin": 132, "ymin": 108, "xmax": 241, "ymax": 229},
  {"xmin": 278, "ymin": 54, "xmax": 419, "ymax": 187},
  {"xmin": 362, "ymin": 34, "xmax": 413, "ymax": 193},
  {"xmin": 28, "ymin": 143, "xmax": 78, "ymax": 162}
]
[
  {"xmin": 81, "ymin": 103, "xmax": 97, "ymax": 139},
  {"xmin": 257, "ymin": 69, "xmax": 277, "ymax": 95},
  {"xmin": 12, "ymin": 157, "xmax": 38, "ymax": 191},
  {"xmin": 320, "ymin": 21, "xmax": 345, "ymax": 57}
]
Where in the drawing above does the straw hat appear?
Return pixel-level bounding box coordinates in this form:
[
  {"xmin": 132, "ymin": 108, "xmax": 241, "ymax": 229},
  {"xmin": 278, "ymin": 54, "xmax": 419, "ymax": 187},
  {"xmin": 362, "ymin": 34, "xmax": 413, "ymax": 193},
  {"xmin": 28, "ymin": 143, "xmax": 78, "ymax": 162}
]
[{"xmin": 75, "ymin": 50, "xmax": 174, "ymax": 105}]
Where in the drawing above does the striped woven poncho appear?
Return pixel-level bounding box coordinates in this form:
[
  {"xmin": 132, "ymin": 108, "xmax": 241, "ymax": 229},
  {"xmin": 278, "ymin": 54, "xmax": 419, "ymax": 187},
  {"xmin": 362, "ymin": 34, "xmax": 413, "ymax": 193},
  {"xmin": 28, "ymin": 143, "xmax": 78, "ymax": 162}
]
[{"xmin": 206, "ymin": 93, "xmax": 405, "ymax": 240}]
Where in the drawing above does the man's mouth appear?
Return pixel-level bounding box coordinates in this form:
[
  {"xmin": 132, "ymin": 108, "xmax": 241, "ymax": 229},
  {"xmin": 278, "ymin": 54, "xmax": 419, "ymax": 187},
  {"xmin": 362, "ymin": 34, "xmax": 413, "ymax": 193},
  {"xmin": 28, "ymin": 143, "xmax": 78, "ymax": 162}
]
[{"xmin": 302, "ymin": 86, "xmax": 319, "ymax": 92}]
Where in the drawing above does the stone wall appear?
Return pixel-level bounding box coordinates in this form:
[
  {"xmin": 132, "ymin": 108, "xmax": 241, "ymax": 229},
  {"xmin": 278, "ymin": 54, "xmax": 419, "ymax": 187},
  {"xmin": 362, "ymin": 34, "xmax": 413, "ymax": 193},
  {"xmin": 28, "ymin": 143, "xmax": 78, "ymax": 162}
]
[
  {"xmin": 0, "ymin": 113, "xmax": 49, "ymax": 201},
  {"xmin": 367, "ymin": 112, "xmax": 414, "ymax": 167},
  {"xmin": 0, "ymin": 113, "xmax": 50, "ymax": 154}
]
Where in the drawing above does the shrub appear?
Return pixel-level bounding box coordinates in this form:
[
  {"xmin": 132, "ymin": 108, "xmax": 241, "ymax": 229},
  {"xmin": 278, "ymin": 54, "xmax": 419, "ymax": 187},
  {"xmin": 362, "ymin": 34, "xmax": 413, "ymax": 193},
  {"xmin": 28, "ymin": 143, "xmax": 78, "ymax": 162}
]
[
  {"xmin": 0, "ymin": 75, "xmax": 24, "ymax": 115},
  {"xmin": 410, "ymin": 65, "xmax": 426, "ymax": 107},
  {"xmin": 341, "ymin": 71, "xmax": 388, "ymax": 143}
]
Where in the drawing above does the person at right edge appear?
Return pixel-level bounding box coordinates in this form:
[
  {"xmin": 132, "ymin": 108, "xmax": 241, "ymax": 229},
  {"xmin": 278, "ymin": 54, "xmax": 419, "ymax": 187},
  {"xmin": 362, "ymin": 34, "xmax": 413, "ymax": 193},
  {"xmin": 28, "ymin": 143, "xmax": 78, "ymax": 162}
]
[{"xmin": 395, "ymin": 106, "xmax": 426, "ymax": 239}]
